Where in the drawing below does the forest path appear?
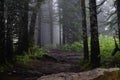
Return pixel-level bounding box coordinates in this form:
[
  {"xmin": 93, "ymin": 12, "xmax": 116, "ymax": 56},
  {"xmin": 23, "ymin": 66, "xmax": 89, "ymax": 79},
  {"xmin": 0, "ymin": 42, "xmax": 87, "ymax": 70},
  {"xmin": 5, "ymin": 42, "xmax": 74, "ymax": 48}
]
[{"xmin": 0, "ymin": 49, "xmax": 83, "ymax": 80}]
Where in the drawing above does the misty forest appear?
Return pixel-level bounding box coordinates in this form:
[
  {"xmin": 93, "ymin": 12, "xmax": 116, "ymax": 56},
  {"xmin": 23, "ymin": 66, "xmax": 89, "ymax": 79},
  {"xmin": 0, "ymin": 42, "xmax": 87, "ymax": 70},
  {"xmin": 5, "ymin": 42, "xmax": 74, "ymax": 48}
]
[{"xmin": 1, "ymin": 0, "xmax": 120, "ymax": 80}]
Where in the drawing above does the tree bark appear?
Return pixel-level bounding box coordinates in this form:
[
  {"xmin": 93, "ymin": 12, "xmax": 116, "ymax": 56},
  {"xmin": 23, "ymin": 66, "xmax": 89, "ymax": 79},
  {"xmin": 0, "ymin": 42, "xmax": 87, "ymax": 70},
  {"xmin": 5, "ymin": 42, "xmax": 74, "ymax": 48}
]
[
  {"xmin": 29, "ymin": 0, "xmax": 43, "ymax": 48},
  {"xmin": 17, "ymin": 0, "xmax": 29, "ymax": 54},
  {"xmin": 29, "ymin": 11, "xmax": 37, "ymax": 47},
  {"xmin": 111, "ymin": 0, "xmax": 120, "ymax": 56},
  {"xmin": 89, "ymin": 0, "xmax": 100, "ymax": 68},
  {"xmin": 81, "ymin": 0, "xmax": 89, "ymax": 60},
  {"xmin": 5, "ymin": 0, "xmax": 15, "ymax": 63},
  {"xmin": 0, "ymin": 0, "xmax": 6, "ymax": 64},
  {"xmin": 116, "ymin": 0, "xmax": 120, "ymax": 44}
]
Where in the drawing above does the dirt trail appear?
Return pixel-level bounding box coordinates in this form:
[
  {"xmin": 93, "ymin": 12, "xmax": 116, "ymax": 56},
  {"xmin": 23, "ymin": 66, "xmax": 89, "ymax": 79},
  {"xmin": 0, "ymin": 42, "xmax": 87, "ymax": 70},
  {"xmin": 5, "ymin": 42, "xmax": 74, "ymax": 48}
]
[{"xmin": 0, "ymin": 49, "xmax": 83, "ymax": 80}]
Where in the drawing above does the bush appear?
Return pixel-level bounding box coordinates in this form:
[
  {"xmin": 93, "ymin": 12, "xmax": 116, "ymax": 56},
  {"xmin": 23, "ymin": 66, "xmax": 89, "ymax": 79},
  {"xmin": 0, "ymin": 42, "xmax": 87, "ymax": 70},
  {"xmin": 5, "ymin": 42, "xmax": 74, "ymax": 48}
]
[
  {"xmin": 28, "ymin": 46, "xmax": 44, "ymax": 57},
  {"xmin": 15, "ymin": 54, "xmax": 30, "ymax": 65},
  {"xmin": 61, "ymin": 42, "xmax": 83, "ymax": 52},
  {"xmin": 61, "ymin": 35, "xmax": 120, "ymax": 68},
  {"xmin": 15, "ymin": 46, "xmax": 44, "ymax": 65},
  {"xmin": 98, "ymin": 35, "xmax": 120, "ymax": 67},
  {"xmin": 0, "ymin": 63, "xmax": 13, "ymax": 72},
  {"xmin": 101, "ymin": 53, "xmax": 120, "ymax": 68},
  {"xmin": 99, "ymin": 35, "xmax": 115, "ymax": 56}
]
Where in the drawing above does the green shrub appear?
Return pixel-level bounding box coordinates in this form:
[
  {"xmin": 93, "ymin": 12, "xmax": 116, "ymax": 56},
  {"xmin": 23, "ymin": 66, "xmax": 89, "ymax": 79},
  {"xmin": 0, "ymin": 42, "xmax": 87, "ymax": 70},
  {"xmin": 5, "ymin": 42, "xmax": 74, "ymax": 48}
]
[
  {"xmin": 15, "ymin": 54, "xmax": 30, "ymax": 65},
  {"xmin": 0, "ymin": 63, "xmax": 13, "ymax": 72},
  {"xmin": 61, "ymin": 35, "xmax": 120, "ymax": 68},
  {"xmin": 28, "ymin": 46, "xmax": 44, "ymax": 57},
  {"xmin": 71, "ymin": 42, "xmax": 83, "ymax": 52},
  {"xmin": 15, "ymin": 46, "xmax": 44, "ymax": 65},
  {"xmin": 99, "ymin": 35, "xmax": 115, "ymax": 56},
  {"xmin": 85, "ymin": 35, "xmax": 120, "ymax": 68},
  {"xmin": 79, "ymin": 59, "xmax": 91, "ymax": 71},
  {"xmin": 101, "ymin": 53, "xmax": 120, "ymax": 68},
  {"xmin": 98, "ymin": 35, "xmax": 120, "ymax": 67},
  {"xmin": 61, "ymin": 42, "xmax": 83, "ymax": 52}
]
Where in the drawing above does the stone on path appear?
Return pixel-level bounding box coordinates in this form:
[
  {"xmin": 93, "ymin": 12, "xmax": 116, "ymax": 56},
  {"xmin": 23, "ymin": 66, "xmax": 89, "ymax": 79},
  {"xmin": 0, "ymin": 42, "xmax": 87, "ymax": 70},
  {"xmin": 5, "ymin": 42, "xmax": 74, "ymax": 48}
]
[{"xmin": 37, "ymin": 68, "xmax": 120, "ymax": 80}]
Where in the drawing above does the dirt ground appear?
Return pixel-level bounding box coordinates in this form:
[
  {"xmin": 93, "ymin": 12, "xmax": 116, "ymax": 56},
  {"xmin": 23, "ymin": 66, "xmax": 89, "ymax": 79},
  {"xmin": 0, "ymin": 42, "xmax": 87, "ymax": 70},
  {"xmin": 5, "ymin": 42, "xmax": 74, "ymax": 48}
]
[{"xmin": 0, "ymin": 49, "xmax": 83, "ymax": 80}]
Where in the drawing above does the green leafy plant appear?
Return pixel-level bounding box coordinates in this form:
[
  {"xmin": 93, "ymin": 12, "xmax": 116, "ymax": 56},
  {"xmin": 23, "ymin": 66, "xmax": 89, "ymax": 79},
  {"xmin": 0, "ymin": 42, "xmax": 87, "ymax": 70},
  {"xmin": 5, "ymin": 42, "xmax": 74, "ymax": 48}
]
[
  {"xmin": 79, "ymin": 59, "xmax": 91, "ymax": 71},
  {"xmin": 15, "ymin": 46, "xmax": 44, "ymax": 65},
  {"xmin": 28, "ymin": 46, "xmax": 44, "ymax": 57},
  {"xmin": 15, "ymin": 54, "xmax": 30, "ymax": 65},
  {"xmin": 97, "ymin": 35, "xmax": 120, "ymax": 67},
  {"xmin": 99, "ymin": 35, "xmax": 115, "ymax": 56},
  {"xmin": 61, "ymin": 35, "xmax": 120, "ymax": 68},
  {"xmin": 61, "ymin": 42, "xmax": 83, "ymax": 52},
  {"xmin": 0, "ymin": 63, "xmax": 13, "ymax": 72}
]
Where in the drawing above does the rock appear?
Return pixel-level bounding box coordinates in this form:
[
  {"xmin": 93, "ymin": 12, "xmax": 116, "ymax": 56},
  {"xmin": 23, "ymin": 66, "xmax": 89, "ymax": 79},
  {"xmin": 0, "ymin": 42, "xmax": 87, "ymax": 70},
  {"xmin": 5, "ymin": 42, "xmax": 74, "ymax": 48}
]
[{"xmin": 37, "ymin": 68, "xmax": 120, "ymax": 80}]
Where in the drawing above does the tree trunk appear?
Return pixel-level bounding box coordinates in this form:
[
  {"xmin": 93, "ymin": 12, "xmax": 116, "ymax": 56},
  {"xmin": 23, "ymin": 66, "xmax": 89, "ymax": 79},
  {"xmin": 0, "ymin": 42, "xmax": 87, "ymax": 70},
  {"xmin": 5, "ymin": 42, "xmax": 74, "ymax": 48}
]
[
  {"xmin": 29, "ymin": 11, "xmax": 37, "ymax": 47},
  {"xmin": 49, "ymin": 0, "xmax": 53, "ymax": 44},
  {"xmin": 111, "ymin": 0, "xmax": 120, "ymax": 56},
  {"xmin": 0, "ymin": 0, "xmax": 6, "ymax": 64},
  {"xmin": 17, "ymin": 0, "xmax": 29, "ymax": 54},
  {"xmin": 6, "ymin": 15, "xmax": 14, "ymax": 63},
  {"xmin": 81, "ymin": 0, "xmax": 89, "ymax": 60},
  {"xmin": 29, "ymin": 1, "xmax": 43, "ymax": 48},
  {"xmin": 116, "ymin": 0, "xmax": 120, "ymax": 44},
  {"xmin": 89, "ymin": 0, "xmax": 100, "ymax": 68},
  {"xmin": 37, "ymin": 10, "xmax": 42, "ymax": 47}
]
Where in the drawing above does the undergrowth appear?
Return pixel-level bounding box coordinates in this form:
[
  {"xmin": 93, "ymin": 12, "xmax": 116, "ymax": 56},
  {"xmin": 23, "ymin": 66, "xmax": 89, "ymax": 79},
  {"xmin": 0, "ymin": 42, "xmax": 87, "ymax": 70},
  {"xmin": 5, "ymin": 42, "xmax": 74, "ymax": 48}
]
[
  {"xmin": 15, "ymin": 46, "xmax": 44, "ymax": 65},
  {"xmin": 99, "ymin": 35, "xmax": 120, "ymax": 68},
  {"xmin": 62, "ymin": 35, "xmax": 120, "ymax": 68},
  {"xmin": 0, "ymin": 46, "xmax": 44, "ymax": 72},
  {"xmin": 61, "ymin": 42, "xmax": 83, "ymax": 52},
  {"xmin": 0, "ymin": 63, "xmax": 13, "ymax": 72}
]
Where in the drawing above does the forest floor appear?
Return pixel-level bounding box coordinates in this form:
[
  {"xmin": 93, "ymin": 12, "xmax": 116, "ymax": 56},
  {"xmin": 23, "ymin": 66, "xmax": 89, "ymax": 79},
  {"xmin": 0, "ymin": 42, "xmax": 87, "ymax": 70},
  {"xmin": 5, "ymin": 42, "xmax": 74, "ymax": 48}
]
[{"xmin": 0, "ymin": 49, "xmax": 83, "ymax": 80}]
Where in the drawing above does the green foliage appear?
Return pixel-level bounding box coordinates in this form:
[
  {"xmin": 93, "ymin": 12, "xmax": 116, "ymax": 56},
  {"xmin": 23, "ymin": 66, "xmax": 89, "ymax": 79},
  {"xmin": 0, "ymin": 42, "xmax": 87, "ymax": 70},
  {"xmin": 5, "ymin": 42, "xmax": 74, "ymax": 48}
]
[
  {"xmin": 43, "ymin": 45, "xmax": 58, "ymax": 52},
  {"xmin": 28, "ymin": 46, "xmax": 44, "ymax": 57},
  {"xmin": 81, "ymin": 35, "xmax": 120, "ymax": 68},
  {"xmin": 62, "ymin": 35, "xmax": 120, "ymax": 68},
  {"xmin": 0, "ymin": 66, "xmax": 5, "ymax": 72},
  {"xmin": 15, "ymin": 46, "xmax": 44, "ymax": 65},
  {"xmin": 99, "ymin": 35, "xmax": 115, "ymax": 56},
  {"xmin": 61, "ymin": 42, "xmax": 83, "ymax": 52},
  {"xmin": 15, "ymin": 54, "xmax": 31, "ymax": 65},
  {"xmin": 79, "ymin": 59, "xmax": 92, "ymax": 71},
  {"xmin": 101, "ymin": 53, "xmax": 120, "ymax": 68},
  {"xmin": 95, "ymin": 35, "xmax": 120, "ymax": 68},
  {"xmin": 0, "ymin": 63, "xmax": 13, "ymax": 72}
]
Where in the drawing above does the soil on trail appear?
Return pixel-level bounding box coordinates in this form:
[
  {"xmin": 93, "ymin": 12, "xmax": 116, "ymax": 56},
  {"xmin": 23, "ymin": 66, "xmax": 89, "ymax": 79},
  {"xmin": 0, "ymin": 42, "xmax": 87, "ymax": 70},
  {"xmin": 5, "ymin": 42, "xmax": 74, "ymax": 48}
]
[{"xmin": 0, "ymin": 49, "xmax": 83, "ymax": 80}]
